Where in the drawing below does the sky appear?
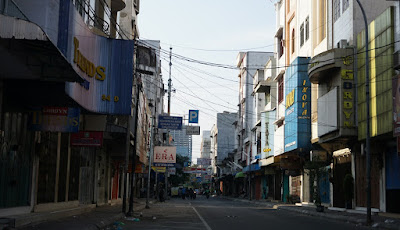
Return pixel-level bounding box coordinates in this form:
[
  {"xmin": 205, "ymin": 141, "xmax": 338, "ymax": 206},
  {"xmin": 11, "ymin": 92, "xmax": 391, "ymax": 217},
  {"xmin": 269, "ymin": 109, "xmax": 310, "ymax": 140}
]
[{"xmin": 138, "ymin": 0, "xmax": 277, "ymax": 164}]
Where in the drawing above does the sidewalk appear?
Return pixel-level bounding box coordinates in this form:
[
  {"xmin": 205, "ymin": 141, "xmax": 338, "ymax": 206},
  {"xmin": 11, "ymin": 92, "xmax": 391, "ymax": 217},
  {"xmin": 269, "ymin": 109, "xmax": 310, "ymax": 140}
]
[
  {"xmin": 222, "ymin": 196, "xmax": 400, "ymax": 230},
  {"xmin": 9, "ymin": 199, "xmax": 156, "ymax": 230}
]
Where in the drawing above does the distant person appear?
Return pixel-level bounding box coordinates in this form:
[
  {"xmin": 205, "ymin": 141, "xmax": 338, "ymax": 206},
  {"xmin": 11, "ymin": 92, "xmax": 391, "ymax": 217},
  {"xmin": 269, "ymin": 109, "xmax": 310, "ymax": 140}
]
[
  {"xmin": 189, "ymin": 188, "xmax": 194, "ymax": 200},
  {"xmin": 159, "ymin": 187, "xmax": 165, "ymax": 202},
  {"xmin": 182, "ymin": 187, "xmax": 186, "ymax": 199}
]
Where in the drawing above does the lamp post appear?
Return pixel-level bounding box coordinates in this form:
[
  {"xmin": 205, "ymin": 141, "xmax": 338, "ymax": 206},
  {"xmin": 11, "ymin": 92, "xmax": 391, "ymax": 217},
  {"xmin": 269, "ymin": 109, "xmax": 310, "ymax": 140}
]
[{"xmin": 355, "ymin": 0, "xmax": 371, "ymax": 224}]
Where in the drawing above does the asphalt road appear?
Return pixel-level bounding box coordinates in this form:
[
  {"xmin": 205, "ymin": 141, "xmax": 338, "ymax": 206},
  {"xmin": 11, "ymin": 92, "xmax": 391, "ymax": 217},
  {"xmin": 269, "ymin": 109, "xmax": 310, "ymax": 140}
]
[{"xmin": 116, "ymin": 196, "xmax": 371, "ymax": 230}]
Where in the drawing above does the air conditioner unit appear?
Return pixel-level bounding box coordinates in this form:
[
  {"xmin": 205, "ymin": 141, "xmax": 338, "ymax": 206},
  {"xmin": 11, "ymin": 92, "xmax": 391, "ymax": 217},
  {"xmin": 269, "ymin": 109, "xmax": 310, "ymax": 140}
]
[{"xmin": 337, "ymin": 39, "xmax": 348, "ymax": 49}]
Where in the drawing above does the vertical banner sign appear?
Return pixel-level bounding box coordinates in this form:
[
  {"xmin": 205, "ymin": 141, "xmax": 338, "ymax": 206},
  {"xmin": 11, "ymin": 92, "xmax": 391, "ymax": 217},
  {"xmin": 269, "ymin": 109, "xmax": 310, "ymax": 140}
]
[
  {"xmin": 393, "ymin": 75, "xmax": 400, "ymax": 136},
  {"xmin": 189, "ymin": 110, "xmax": 199, "ymax": 123}
]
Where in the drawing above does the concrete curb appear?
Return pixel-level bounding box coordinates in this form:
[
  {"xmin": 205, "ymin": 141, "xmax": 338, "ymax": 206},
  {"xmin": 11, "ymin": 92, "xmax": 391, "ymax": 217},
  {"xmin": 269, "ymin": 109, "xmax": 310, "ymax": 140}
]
[{"xmin": 223, "ymin": 197, "xmax": 400, "ymax": 230}]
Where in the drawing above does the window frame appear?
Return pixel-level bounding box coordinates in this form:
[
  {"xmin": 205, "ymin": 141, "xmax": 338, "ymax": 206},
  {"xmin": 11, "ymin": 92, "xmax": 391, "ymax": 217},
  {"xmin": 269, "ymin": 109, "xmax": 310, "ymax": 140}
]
[
  {"xmin": 300, "ymin": 23, "xmax": 305, "ymax": 47},
  {"xmin": 278, "ymin": 77, "xmax": 284, "ymax": 103}
]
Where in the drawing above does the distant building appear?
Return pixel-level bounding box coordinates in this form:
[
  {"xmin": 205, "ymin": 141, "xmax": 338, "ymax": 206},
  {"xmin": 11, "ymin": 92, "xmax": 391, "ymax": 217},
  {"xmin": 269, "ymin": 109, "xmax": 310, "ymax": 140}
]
[
  {"xmin": 170, "ymin": 125, "xmax": 193, "ymax": 160},
  {"xmin": 200, "ymin": 131, "xmax": 211, "ymax": 159}
]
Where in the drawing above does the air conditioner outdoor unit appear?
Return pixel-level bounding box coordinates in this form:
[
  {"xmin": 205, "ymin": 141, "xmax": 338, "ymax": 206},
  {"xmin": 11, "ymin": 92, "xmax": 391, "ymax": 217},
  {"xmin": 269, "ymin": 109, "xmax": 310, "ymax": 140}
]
[{"xmin": 337, "ymin": 39, "xmax": 348, "ymax": 49}]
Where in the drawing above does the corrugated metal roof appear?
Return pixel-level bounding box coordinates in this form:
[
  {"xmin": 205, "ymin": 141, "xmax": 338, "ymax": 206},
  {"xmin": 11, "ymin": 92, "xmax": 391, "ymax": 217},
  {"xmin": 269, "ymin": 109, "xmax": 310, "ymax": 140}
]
[{"xmin": 0, "ymin": 14, "xmax": 47, "ymax": 40}]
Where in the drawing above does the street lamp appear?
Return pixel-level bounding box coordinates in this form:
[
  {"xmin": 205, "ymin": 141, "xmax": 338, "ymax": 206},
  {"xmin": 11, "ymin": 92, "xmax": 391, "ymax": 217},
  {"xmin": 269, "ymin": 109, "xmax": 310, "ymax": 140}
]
[{"xmin": 355, "ymin": 0, "xmax": 371, "ymax": 225}]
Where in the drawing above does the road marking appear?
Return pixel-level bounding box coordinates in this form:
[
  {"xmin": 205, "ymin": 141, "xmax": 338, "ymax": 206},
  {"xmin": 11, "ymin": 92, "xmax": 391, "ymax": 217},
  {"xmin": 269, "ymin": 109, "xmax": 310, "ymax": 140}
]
[{"xmin": 192, "ymin": 206, "xmax": 212, "ymax": 230}]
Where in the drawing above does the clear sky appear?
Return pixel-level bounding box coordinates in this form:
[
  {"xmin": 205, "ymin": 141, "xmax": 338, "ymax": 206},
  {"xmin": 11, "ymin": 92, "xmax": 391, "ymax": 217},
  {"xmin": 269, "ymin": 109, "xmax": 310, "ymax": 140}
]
[{"xmin": 138, "ymin": 0, "xmax": 277, "ymax": 164}]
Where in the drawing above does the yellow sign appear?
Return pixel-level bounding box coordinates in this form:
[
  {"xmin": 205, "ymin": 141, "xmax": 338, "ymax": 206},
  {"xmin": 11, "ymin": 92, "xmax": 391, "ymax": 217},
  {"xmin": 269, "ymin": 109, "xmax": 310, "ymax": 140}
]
[
  {"xmin": 263, "ymin": 148, "xmax": 271, "ymax": 152},
  {"xmin": 286, "ymin": 89, "xmax": 295, "ymax": 109},
  {"xmin": 151, "ymin": 166, "xmax": 166, "ymax": 173},
  {"xmin": 341, "ymin": 65, "xmax": 354, "ymax": 128},
  {"xmin": 73, "ymin": 37, "xmax": 106, "ymax": 81}
]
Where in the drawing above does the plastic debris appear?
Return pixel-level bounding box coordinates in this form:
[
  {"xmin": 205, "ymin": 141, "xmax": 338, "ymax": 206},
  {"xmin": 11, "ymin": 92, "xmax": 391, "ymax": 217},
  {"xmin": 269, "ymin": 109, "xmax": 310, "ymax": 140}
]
[
  {"xmin": 385, "ymin": 219, "xmax": 395, "ymax": 224},
  {"xmin": 152, "ymin": 216, "xmax": 157, "ymax": 220},
  {"xmin": 134, "ymin": 218, "xmax": 140, "ymax": 222},
  {"xmin": 372, "ymin": 223, "xmax": 379, "ymax": 228},
  {"xmin": 140, "ymin": 212, "xmax": 143, "ymax": 217}
]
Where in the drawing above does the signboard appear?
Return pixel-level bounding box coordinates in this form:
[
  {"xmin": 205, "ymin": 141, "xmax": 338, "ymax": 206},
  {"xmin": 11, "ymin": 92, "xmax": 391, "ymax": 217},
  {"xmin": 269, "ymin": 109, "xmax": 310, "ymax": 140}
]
[
  {"xmin": 284, "ymin": 57, "xmax": 311, "ymax": 152},
  {"xmin": 151, "ymin": 166, "xmax": 166, "ymax": 173},
  {"xmin": 153, "ymin": 163, "xmax": 175, "ymax": 167},
  {"xmin": 168, "ymin": 167, "xmax": 176, "ymax": 175},
  {"xmin": 186, "ymin": 126, "xmax": 200, "ymax": 135},
  {"xmin": 183, "ymin": 168, "xmax": 207, "ymax": 174},
  {"xmin": 158, "ymin": 115, "xmax": 182, "ymax": 130},
  {"xmin": 393, "ymin": 74, "xmax": 400, "ymax": 136},
  {"xmin": 197, "ymin": 158, "xmax": 211, "ymax": 166},
  {"xmin": 62, "ymin": 4, "xmax": 134, "ymax": 115},
  {"xmin": 70, "ymin": 131, "xmax": 103, "ymax": 147},
  {"xmin": 189, "ymin": 110, "xmax": 199, "ymax": 123},
  {"xmin": 28, "ymin": 107, "xmax": 80, "ymax": 132},
  {"xmin": 153, "ymin": 146, "xmax": 177, "ymax": 164}
]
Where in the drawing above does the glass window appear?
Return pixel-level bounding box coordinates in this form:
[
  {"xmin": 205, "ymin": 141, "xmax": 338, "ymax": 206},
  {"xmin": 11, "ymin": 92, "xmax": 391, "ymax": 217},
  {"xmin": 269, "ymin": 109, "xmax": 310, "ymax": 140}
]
[
  {"xmin": 333, "ymin": 0, "xmax": 341, "ymax": 22},
  {"xmin": 278, "ymin": 77, "xmax": 284, "ymax": 103},
  {"xmin": 291, "ymin": 29, "xmax": 295, "ymax": 54},
  {"xmin": 342, "ymin": 0, "xmax": 349, "ymax": 13},
  {"xmin": 300, "ymin": 23, "xmax": 305, "ymax": 47},
  {"xmin": 305, "ymin": 16, "xmax": 309, "ymax": 41},
  {"xmin": 278, "ymin": 35, "xmax": 284, "ymax": 58}
]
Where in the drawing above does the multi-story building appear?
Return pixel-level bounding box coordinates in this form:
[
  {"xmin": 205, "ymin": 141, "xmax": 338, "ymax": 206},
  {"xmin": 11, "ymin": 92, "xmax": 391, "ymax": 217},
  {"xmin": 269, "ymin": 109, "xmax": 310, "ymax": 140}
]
[
  {"xmin": 170, "ymin": 125, "xmax": 193, "ymax": 160},
  {"xmin": 236, "ymin": 51, "xmax": 274, "ymax": 170},
  {"xmin": 308, "ymin": 0, "xmax": 396, "ymax": 212},
  {"xmin": 210, "ymin": 112, "xmax": 237, "ymax": 194},
  {"xmin": 0, "ymin": 0, "xmax": 143, "ymax": 225},
  {"xmin": 200, "ymin": 131, "xmax": 211, "ymax": 159}
]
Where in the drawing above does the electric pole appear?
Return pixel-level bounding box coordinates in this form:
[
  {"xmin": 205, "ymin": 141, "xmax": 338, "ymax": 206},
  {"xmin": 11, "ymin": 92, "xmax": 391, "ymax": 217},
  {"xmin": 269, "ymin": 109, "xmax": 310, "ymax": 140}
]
[{"xmin": 166, "ymin": 47, "xmax": 172, "ymax": 200}]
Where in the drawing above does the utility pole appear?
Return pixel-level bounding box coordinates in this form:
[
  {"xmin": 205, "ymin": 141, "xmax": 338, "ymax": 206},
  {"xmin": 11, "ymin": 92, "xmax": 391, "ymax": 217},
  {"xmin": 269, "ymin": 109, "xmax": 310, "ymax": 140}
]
[
  {"xmin": 355, "ymin": 0, "xmax": 371, "ymax": 225},
  {"xmin": 127, "ymin": 75, "xmax": 141, "ymax": 217},
  {"xmin": 146, "ymin": 115, "xmax": 154, "ymax": 209},
  {"xmin": 166, "ymin": 47, "xmax": 172, "ymax": 200}
]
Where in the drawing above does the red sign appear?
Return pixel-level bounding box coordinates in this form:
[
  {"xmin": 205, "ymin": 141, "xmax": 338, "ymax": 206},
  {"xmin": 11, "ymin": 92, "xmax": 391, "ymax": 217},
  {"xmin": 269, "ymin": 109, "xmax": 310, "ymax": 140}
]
[
  {"xmin": 70, "ymin": 131, "xmax": 103, "ymax": 147},
  {"xmin": 153, "ymin": 146, "xmax": 176, "ymax": 164}
]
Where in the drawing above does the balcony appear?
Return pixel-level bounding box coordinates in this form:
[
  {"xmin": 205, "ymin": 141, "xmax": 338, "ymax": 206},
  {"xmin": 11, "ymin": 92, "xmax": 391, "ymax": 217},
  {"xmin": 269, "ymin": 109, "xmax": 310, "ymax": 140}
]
[
  {"xmin": 308, "ymin": 48, "xmax": 353, "ymax": 83},
  {"xmin": 111, "ymin": 0, "xmax": 126, "ymax": 12}
]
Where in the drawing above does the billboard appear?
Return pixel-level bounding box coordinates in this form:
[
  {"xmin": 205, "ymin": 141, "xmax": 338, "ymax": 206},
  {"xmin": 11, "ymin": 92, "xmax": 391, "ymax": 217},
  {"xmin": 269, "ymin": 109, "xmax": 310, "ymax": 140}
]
[
  {"xmin": 284, "ymin": 57, "xmax": 311, "ymax": 152},
  {"xmin": 158, "ymin": 115, "xmax": 182, "ymax": 130},
  {"xmin": 153, "ymin": 146, "xmax": 177, "ymax": 164}
]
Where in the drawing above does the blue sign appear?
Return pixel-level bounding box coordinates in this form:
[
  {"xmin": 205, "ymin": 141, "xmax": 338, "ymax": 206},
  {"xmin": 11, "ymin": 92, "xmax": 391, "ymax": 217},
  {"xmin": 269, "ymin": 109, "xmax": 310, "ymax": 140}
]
[
  {"xmin": 158, "ymin": 115, "xmax": 182, "ymax": 130},
  {"xmin": 153, "ymin": 163, "xmax": 176, "ymax": 167},
  {"xmin": 28, "ymin": 107, "xmax": 80, "ymax": 132},
  {"xmin": 189, "ymin": 110, "xmax": 199, "ymax": 123},
  {"xmin": 284, "ymin": 57, "xmax": 311, "ymax": 152}
]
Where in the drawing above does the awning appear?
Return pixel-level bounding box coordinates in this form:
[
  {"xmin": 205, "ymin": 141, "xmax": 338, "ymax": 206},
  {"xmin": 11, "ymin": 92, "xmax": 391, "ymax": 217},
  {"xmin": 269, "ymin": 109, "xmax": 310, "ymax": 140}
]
[
  {"xmin": 333, "ymin": 148, "xmax": 351, "ymax": 158},
  {"xmin": 0, "ymin": 14, "xmax": 84, "ymax": 83},
  {"xmin": 243, "ymin": 163, "xmax": 261, "ymax": 173},
  {"xmin": 234, "ymin": 172, "xmax": 245, "ymax": 178},
  {"xmin": 260, "ymin": 157, "xmax": 275, "ymax": 166}
]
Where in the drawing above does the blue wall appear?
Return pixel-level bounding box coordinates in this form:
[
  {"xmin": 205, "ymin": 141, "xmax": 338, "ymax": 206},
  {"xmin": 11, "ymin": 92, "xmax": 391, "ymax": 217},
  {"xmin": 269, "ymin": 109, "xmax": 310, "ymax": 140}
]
[{"xmin": 284, "ymin": 57, "xmax": 311, "ymax": 152}]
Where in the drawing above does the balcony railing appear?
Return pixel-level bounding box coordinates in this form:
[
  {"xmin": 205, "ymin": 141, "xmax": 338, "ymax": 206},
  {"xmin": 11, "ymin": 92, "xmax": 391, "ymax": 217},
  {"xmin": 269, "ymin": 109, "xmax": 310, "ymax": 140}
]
[{"xmin": 73, "ymin": 0, "xmax": 111, "ymax": 36}]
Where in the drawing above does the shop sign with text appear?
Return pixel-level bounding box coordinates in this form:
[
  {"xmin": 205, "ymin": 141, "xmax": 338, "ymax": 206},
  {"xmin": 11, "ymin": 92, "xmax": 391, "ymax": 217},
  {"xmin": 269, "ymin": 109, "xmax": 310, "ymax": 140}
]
[
  {"xmin": 70, "ymin": 131, "xmax": 103, "ymax": 147},
  {"xmin": 28, "ymin": 107, "xmax": 80, "ymax": 132}
]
